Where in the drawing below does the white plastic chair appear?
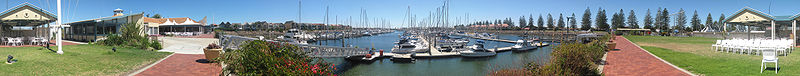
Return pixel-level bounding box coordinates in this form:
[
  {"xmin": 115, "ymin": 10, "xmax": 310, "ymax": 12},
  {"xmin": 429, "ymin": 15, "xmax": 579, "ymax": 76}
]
[
  {"xmin": 16, "ymin": 38, "xmax": 23, "ymax": 46},
  {"xmin": 10, "ymin": 38, "xmax": 21, "ymax": 46},
  {"xmin": 29, "ymin": 37, "xmax": 38, "ymax": 45},
  {"xmin": 712, "ymin": 40, "xmax": 723, "ymax": 52},
  {"xmin": 3, "ymin": 38, "xmax": 11, "ymax": 45},
  {"xmin": 39, "ymin": 37, "xmax": 48, "ymax": 45},
  {"xmin": 761, "ymin": 49, "xmax": 779, "ymax": 73}
]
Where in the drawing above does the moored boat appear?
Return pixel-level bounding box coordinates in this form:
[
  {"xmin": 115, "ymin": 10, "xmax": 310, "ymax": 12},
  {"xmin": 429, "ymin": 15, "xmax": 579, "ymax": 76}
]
[
  {"xmin": 512, "ymin": 40, "xmax": 537, "ymax": 52},
  {"xmin": 460, "ymin": 40, "xmax": 496, "ymax": 57}
]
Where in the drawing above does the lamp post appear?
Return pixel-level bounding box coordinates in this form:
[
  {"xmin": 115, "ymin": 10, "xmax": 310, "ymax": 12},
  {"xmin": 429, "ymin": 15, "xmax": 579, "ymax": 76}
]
[{"xmin": 567, "ymin": 16, "xmax": 575, "ymax": 31}]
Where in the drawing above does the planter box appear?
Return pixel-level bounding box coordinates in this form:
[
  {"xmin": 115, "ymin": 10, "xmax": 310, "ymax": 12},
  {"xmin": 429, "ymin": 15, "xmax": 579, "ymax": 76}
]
[
  {"xmin": 606, "ymin": 42, "xmax": 616, "ymax": 51},
  {"xmin": 204, "ymin": 48, "xmax": 222, "ymax": 60}
]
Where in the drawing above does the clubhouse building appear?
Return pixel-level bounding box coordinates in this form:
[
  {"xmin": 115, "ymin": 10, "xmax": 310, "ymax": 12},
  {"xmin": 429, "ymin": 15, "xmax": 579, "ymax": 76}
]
[
  {"xmin": 722, "ymin": 7, "xmax": 799, "ymax": 43},
  {"xmin": 0, "ymin": 3, "xmax": 56, "ymax": 46},
  {"xmin": 64, "ymin": 9, "xmax": 206, "ymax": 42}
]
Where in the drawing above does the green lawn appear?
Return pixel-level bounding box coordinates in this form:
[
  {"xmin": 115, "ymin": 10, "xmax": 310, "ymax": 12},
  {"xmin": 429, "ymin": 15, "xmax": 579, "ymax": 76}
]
[
  {"xmin": 625, "ymin": 35, "xmax": 800, "ymax": 76},
  {"xmin": 0, "ymin": 44, "xmax": 172, "ymax": 75}
]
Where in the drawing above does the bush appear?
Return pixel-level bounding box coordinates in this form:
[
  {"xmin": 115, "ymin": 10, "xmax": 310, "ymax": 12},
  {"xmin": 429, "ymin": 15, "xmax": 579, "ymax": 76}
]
[
  {"xmin": 521, "ymin": 43, "xmax": 602, "ymax": 76},
  {"xmin": 498, "ymin": 35, "xmax": 610, "ymax": 76},
  {"xmin": 150, "ymin": 40, "xmax": 163, "ymax": 50},
  {"xmin": 219, "ymin": 40, "xmax": 334, "ymax": 76},
  {"xmin": 96, "ymin": 22, "xmax": 162, "ymax": 50}
]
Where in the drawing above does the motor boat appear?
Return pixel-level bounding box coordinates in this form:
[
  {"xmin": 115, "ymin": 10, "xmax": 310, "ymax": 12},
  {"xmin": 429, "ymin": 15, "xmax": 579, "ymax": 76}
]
[
  {"xmin": 390, "ymin": 53, "xmax": 415, "ymax": 63},
  {"xmin": 512, "ymin": 40, "xmax": 537, "ymax": 52},
  {"xmin": 409, "ymin": 38, "xmax": 429, "ymax": 53},
  {"xmin": 344, "ymin": 52, "xmax": 379, "ymax": 64},
  {"xmin": 452, "ymin": 37, "xmax": 470, "ymax": 43},
  {"xmin": 460, "ymin": 40, "xmax": 496, "ymax": 57},
  {"xmin": 532, "ymin": 42, "xmax": 550, "ymax": 47},
  {"xmin": 391, "ymin": 35, "xmax": 416, "ymax": 63},
  {"xmin": 391, "ymin": 37, "xmax": 416, "ymax": 54}
]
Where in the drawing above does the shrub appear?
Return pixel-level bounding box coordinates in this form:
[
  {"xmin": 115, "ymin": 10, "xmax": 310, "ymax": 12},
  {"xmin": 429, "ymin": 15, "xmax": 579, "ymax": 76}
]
[
  {"xmin": 213, "ymin": 29, "xmax": 223, "ymax": 38},
  {"xmin": 514, "ymin": 43, "xmax": 603, "ymax": 76},
  {"xmin": 496, "ymin": 35, "xmax": 611, "ymax": 76},
  {"xmin": 96, "ymin": 22, "xmax": 162, "ymax": 50},
  {"xmin": 219, "ymin": 40, "xmax": 334, "ymax": 76},
  {"xmin": 150, "ymin": 40, "xmax": 163, "ymax": 50}
]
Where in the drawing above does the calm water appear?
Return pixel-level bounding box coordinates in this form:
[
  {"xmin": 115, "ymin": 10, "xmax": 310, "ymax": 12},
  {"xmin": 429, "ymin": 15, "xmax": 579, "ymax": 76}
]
[{"xmin": 312, "ymin": 31, "xmax": 556, "ymax": 76}]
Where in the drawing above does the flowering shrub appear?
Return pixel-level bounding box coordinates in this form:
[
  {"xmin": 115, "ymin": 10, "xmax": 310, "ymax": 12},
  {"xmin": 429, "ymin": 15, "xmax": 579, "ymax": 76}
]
[
  {"xmin": 219, "ymin": 40, "xmax": 335, "ymax": 76},
  {"xmin": 206, "ymin": 43, "xmax": 221, "ymax": 49}
]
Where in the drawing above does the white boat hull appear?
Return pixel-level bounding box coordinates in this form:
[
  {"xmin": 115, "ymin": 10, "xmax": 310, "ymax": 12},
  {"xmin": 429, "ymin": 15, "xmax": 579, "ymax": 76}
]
[
  {"xmin": 513, "ymin": 47, "xmax": 537, "ymax": 51},
  {"xmin": 460, "ymin": 51, "xmax": 496, "ymax": 57}
]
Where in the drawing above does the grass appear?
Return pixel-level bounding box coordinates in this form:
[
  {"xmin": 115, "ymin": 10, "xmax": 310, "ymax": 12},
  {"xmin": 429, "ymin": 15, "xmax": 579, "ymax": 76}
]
[
  {"xmin": 625, "ymin": 35, "xmax": 800, "ymax": 76},
  {"xmin": 0, "ymin": 44, "xmax": 172, "ymax": 75}
]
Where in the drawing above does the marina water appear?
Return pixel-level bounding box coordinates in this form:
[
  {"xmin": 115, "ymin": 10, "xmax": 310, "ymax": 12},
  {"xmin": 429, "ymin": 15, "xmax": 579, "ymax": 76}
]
[{"xmin": 313, "ymin": 31, "xmax": 556, "ymax": 76}]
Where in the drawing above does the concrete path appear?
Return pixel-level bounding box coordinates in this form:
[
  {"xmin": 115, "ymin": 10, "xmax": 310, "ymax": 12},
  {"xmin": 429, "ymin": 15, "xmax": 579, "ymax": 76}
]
[
  {"xmin": 158, "ymin": 37, "xmax": 218, "ymax": 54},
  {"xmin": 602, "ymin": 36, "xmax": 692, "ymax": 76}
]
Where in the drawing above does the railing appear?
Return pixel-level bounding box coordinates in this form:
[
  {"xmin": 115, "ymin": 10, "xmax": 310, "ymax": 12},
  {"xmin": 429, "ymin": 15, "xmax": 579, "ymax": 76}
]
[{"xmin": 219, "ymin": 35, "xmax": 371, "ymax": 57}]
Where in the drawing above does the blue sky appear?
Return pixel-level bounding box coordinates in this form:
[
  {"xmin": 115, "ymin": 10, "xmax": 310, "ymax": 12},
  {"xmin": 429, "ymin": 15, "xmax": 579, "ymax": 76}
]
[{"xmin": 3, "ymin": 0, "xmax": 800, "ymax": 28}]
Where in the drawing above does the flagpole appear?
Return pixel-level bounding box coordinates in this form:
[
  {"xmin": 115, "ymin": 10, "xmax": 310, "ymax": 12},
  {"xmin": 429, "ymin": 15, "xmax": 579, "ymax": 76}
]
[{"xmin": 56, "ymin": 0, "xmax": 64, "ymax": 54}]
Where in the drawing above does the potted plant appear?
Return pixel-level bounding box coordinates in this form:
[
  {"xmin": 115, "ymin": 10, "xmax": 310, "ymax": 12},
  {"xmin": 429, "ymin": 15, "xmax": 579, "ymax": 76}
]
[
  {"xmin": 204, "ymin": 43, "xmax": 222, "ymax": 61},
  {"xmin": 606, "ymin": 39, "xmax": 616, "ymax": 51}
]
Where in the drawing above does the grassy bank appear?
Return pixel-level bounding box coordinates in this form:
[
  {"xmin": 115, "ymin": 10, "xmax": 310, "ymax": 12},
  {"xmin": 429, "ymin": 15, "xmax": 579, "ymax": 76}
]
[
  {"xmin": 625, "ymin": 35, "xmax": 800, "ymax": 76},
  {"xmin": 0, "ymin": 45, "xmax": 172, "ymax": 75}
]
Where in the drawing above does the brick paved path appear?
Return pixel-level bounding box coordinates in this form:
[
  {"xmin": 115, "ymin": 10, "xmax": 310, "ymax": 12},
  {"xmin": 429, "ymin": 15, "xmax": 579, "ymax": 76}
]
[
  {"xmin": 602, "ymin": 36, "xmax": 691, "ymax": 76},
  {"xmin": 135, "ymin": 54, "xmax": 222, "ymax": 76}
]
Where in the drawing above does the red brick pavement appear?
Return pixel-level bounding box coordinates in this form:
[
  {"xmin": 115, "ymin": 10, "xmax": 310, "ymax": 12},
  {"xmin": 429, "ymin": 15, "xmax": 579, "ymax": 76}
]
[
  {"xmin": 135, "ymin": 54, "xmax": 222, "ymax": 76},
  {"xmin": 602, "ymin": 36, "xmax": 691, "ymax": 76}
]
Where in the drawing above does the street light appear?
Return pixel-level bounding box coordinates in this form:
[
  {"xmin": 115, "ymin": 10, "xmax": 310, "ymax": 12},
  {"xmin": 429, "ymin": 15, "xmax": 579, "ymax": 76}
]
[{"xmin": 567, "ymin": 16, "xmax": 575, "ymax": 31}]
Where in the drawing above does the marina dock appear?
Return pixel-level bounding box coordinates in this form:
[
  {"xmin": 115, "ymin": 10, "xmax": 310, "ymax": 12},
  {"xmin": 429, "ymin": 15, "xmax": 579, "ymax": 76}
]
[{"xmin": 451, "ymin": 33, "xmax": 536, "ymax": 43}]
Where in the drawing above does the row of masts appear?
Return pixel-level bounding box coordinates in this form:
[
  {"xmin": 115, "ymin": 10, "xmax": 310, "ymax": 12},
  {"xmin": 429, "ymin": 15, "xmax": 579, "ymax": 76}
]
[{"xmin": 308, "ymin": 0, "xmax": 481, "ymax": 29}]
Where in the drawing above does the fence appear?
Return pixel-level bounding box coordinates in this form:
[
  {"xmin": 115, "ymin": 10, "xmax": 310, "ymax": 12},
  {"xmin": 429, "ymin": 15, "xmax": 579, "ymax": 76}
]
[{"xmin": 219, "ymin": 35, "xmax": 371, "ymax": 57}]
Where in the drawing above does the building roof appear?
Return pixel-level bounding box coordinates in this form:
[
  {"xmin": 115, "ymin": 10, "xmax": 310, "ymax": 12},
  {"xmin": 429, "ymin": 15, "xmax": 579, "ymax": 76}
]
[
  {"xmin": 724, "ymin": 7, "xmax": 800, "ymax": 22},
  {"xmin": 65, "ymin": 13, "xmax": 144, "ymax": 24},
  {"xmin": 143, "ymin": 17, "xmax": 204, "ymax": 25},
  {"xmin": 0, "ymin": 2, "xmax": 57, "ymax": 20}
]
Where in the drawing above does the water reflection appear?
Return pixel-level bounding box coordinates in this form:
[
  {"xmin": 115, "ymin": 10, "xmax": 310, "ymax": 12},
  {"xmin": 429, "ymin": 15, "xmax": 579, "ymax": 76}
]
[{"xmin": 313, "ymin": 31, "xmax": 555, "ymax": 76}]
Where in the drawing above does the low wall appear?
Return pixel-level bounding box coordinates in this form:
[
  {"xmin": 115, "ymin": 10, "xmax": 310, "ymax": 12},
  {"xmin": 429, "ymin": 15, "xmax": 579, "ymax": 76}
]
[{"xmin": 691, "ymin": 32, "xmax": 767, "ymax": 39}]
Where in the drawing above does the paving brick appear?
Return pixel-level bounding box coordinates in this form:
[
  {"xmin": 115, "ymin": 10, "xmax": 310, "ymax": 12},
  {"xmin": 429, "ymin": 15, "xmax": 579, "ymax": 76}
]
[
  {"xmin": 135, "ymin": 54, "xmax": 222, "ymax": 76},
  {"xmin": 603, "ymin": 36, "xmax": 690, "ymax": 76}
]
